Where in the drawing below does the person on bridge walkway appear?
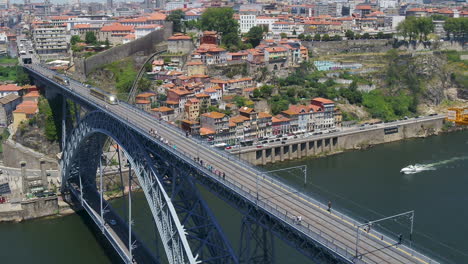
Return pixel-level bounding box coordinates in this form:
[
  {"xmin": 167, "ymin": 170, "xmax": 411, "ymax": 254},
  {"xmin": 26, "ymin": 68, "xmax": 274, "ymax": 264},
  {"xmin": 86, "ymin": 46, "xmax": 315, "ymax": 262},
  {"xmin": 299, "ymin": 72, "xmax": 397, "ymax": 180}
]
[
  {"xmin": 327, "ymin": 201, "xmax": 332, "ymax": 212},
  {"xmin": 222, "ymin": 172, "xmax": 226, "ymax": 180},
  {"xmin": 398, "ymin": 234, "xmax": 403, "ymax": 245}
]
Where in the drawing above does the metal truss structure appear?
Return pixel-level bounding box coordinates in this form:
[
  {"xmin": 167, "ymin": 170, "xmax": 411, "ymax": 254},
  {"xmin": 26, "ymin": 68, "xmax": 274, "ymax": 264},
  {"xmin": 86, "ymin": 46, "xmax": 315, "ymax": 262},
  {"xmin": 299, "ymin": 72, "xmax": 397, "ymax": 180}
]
[
  {"xmin": 61, "ymin": 110, "xmax": 238, "ymax": 264},
  {"xmin": 25, "ymin": 66, "xmax": 372, "ymax": 264}
]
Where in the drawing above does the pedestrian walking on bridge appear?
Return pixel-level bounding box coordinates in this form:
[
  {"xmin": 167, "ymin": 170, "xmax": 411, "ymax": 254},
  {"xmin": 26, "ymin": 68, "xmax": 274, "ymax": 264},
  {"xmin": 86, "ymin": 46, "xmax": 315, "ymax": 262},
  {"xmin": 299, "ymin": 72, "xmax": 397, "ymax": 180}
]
[{"xmin": 327, "ymin": 201, "xmax": 332, "ymax": 212}]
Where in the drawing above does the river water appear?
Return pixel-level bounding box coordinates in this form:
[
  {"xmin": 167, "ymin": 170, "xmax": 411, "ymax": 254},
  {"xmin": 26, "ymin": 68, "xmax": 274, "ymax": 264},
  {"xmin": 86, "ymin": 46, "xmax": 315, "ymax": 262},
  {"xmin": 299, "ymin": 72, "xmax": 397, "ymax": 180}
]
[{"xmin": 1, "ymin": 130, "xmax": 467, "ymax": 263}]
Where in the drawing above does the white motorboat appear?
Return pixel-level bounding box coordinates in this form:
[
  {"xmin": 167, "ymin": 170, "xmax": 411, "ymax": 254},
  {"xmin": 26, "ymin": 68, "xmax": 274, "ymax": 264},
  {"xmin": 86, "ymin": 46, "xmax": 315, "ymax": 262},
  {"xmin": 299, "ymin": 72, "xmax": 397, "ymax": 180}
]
[{"xmin": 400, "ymin": 165, "xmax": 418, "ymax": 174}]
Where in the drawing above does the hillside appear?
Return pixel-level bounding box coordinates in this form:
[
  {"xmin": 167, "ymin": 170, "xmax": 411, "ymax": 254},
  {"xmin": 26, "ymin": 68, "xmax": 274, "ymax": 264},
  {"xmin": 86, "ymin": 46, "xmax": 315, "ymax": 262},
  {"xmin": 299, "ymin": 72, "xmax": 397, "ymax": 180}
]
[
  {"xmin": 269, "ymin": 49, "xmax": 467, "ymax": 122},
  {"xmin": 13, "ymin": 97, "xmax": 60, "ymax": 157}
]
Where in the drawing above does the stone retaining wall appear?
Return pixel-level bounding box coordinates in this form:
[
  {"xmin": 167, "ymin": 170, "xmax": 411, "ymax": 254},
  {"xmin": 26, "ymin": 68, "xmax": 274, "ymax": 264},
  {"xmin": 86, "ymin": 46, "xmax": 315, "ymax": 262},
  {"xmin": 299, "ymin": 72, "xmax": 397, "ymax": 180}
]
[{"xmin": 240, "ymin": 118, "xmax": 445, "ymax": 165}]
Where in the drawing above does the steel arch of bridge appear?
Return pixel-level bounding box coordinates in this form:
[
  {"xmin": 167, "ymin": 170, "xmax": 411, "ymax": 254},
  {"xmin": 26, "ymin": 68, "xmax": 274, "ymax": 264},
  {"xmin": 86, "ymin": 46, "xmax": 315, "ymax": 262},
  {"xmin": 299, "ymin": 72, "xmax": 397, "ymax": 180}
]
[{"xmin": 61, "ymin": 110, "xmax": 238, "ymax": 264}]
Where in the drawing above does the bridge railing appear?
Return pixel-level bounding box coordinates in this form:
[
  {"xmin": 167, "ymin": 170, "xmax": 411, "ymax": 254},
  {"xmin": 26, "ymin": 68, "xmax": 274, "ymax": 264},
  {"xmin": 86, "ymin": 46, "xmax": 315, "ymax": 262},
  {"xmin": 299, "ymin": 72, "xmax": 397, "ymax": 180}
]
[
  {"xmin": 28, "ymin": 65, "xmax": 441, "ymax": 264},
  {"xmin": 114, "ymin": 102, "xmax": 367, "ymax": 262},
  {"xmin": 119, "ymin": 95, "xmax": 443, "ymax": 264}
]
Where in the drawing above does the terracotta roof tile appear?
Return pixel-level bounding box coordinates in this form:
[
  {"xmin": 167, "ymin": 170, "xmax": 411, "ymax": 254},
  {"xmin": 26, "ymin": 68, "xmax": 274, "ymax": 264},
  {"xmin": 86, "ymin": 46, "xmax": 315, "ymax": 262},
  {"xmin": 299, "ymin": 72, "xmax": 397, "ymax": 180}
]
[{"xmin": 201, "ymin": 111, "xmax": 225, "ymax": 119}]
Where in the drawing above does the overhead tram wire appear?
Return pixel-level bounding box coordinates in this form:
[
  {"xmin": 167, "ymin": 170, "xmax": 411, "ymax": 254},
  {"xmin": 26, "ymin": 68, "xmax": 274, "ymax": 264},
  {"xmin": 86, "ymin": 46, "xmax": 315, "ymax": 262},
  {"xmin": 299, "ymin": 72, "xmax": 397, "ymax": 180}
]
[
  {"xmin": 302, "ymin": 181, "xmax": 468, "ymax": 259},
  {"xmin": 31, "ymin": 64, "xmax": 443, "ymax": 264}
]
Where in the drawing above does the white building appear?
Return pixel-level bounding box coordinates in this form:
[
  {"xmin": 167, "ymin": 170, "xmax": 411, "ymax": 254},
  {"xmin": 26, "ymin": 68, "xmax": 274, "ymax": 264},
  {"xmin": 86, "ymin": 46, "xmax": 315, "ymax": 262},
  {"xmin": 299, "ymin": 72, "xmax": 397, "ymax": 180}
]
[
  {"xmin": 378, "ymin": 0, "xmax": 397, "ymax": 9},
  {"xmin": 271, "ymin": 21, "xmax": 293, "ymax": 35},
  {"xmin": 255, "ymin": 16, "xmax": 278, "ymax": 31},
  {"xmin": 32, "ymin": 24, "xmax": 69, "ymax": 60},
  {"xmin": 240, "ymin": 10, "xmax": 257, "ymax": 33}
]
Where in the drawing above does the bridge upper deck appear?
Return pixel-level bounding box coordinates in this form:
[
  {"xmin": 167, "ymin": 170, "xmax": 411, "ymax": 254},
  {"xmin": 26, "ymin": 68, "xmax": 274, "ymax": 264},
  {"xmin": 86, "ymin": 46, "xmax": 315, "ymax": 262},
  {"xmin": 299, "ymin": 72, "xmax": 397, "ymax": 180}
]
[{"xmin": 24, "ymin": 64, "xmax": 441, "ymax": 264}]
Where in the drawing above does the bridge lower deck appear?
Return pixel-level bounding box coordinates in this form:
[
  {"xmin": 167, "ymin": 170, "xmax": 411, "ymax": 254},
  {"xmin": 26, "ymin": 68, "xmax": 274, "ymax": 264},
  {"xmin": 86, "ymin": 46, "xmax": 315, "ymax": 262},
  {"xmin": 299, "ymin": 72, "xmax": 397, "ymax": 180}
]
[{"xmin": 27, "ymin": 65, "xmax": 440, "ymax": 264}]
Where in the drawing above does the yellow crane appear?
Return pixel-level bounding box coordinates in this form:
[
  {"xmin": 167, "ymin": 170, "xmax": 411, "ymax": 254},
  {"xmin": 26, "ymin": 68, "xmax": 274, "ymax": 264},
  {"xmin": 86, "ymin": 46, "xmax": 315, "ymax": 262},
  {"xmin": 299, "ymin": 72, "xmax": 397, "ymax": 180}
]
[{"xmin": 446, "ymin": 107, "xmax": 468, "ymax": 125}]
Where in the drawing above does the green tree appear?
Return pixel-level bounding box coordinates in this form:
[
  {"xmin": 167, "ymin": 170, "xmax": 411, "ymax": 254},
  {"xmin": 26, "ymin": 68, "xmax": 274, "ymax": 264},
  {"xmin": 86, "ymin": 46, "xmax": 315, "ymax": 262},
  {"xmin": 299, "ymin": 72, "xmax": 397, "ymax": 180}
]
[
  {"xmin": 444, "ymin": 17, "xmax": 468, "ymax": 39},
  {"xmin": 15, "ymin": 67, "xmax": 30, "ymax": 85},
  {"xmin": 71, "ymin": 35, "xmax": 81, "ymax": 45},
  {"xmin": 397, "ymin": 17, "xmax": 434, "ymax": 41},
  {"xmin": 322, "ymin": 34, "xmax": 330, "ymax": 41},
  {"xmin": 298, "ymin": 33, "xmax": 305, "ymax": 40},
  {"xmin": 345, "ymin": 30, "xmax": 354, "ymax": 40},
  {"xmin": 362, "ymin": 33, "xmax": 370, "ymax": 39},
  {"xmin": 415, "ymin": 17, "xmax": 434, "ymax": 41},
  {"xmin": 260, "ymin": 85, "xmax": 273, "ymax": 98},
  {"xmin": 332, "ymin": 34, "xmax": 342, "ymax": 41},
  {"xmin": 431, "ymin": 14, "xmax": 448, "ymax": 21},
  {"xmin": 246, "ymin": 26, "xmax": 264, "ymax": 47},
  {"xmin": 85, "ymin": 31, "xmax": 97, "ymax": 44},
  {"xmin": 105, "ymin": 38, "xmax": 110, "ymax": 48},
  {"xmin": 304, "ymin": 35, "xmax": 312, "ymax": 41},
  {"xmin": 233, "ymin": 95, "xmax": 247, "ymax": 107},
  {"xmin": 280, "ymin": 33, "xmax": 288, "ymax": 39},
  {"xmin": 200, "ymin": 8, "xmax": 239, "ymax": 48},
  {"xmin": 313, "ymin": 33, "xmax": 321, "ymax": 41},
  {"xmin": 222, "ymin": 32, "xmax": 241, "ymax": 51},
  {"xmin": 167, "ymin": 10, "xmax": 185, "ymax": 33},
  {"xmin": 286, "ymin": 87, "xmax": 296, "ymax": 97},
  {"xmin": 144, "ymin": 62, "xmax": 152, "ymax": 72},
  {"xmin": 253, "ymin": 88, "xmax": 261, "ymax": 98},
  {"xmin": 292, "ymin": 29, "xmax": 297, "ymax": 35},
  {"xmin": 38, "ymin": 98, "xmax": 58, "ymax": 141},
  {"xmin": 376, "ymin": 31, "xmax": 385, "ymax": 39}
]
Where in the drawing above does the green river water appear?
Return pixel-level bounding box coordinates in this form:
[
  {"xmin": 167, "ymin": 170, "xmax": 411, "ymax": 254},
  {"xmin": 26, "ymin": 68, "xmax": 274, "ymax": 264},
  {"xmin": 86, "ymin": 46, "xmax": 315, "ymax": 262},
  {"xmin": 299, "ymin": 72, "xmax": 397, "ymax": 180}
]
[{"xmin": 1, "ymin": 130, "xmax": 467, "ymax": 263}]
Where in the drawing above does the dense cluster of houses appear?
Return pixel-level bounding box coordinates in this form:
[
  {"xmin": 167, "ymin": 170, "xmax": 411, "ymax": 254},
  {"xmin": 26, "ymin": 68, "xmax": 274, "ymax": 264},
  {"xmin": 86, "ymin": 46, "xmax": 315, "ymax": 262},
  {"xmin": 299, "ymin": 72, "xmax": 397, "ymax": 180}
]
[
  {"xmin": 0, "ymin": 84, "xmax": 40, "ymax": 132},
  {"xmin": 182, "ymin": 97, "xmax": 340, "ymax": 144},
  {"xmin": 133, "ymin": 30, "xmax": 340, "ymax": 144}
]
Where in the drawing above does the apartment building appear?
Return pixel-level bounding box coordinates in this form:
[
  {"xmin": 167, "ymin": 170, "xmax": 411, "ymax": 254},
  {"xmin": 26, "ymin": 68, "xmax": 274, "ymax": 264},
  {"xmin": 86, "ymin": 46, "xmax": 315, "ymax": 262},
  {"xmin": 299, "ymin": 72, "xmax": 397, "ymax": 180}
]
[{"xmin": 32, "ymin": 23, "xmax": 69, "ymax": 60}]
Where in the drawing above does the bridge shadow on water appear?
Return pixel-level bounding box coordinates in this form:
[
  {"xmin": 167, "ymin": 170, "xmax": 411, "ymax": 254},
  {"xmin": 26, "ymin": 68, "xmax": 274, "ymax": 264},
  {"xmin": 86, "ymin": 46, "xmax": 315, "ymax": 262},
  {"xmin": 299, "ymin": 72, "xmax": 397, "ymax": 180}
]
[{"xmin": 74, "ymin": 209, "xmax": 125, "ymax": 264}]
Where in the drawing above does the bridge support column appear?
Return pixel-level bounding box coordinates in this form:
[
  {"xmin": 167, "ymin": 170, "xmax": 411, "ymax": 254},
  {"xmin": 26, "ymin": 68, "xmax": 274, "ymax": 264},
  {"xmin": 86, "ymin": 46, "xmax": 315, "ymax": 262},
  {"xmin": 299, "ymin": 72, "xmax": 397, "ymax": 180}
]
[
  {"xmin": 305, "ymin": 141, "xmax": 309, "ymax": 157},
  {"xmin": 261, "ymin": 149, "xmax": 266, "ymax": 165},
  {"xmin": 280, "ymin": 146, "xmax": 284, "ymax": 162},
  {"xmin": 239, "ymin": 215, "xmax": 275, "ymax": 264},
  {"xmin": 40, "ymin": 159, "xmax": 47, "ymax": 190},
  {"xmin": 61, "ymin": 96, "xmax": 67, "ymax": 150},
  {"xmin": 20, "ymin": 161, "xmax": 27, "ymax": 196},
  {"xmin": 297, "ymin": 144, "xmax": 301, "ymax": 159}
]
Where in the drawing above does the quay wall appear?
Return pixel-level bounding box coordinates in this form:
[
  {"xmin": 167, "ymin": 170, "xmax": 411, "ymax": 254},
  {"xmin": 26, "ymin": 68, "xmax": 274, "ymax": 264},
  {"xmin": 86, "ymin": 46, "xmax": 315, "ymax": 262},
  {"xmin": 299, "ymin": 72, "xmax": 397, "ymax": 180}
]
[
  {"xmin": 240, "ymin": 118, "xmax": 444, "ymax": 166},
  {"xmin": 0, "ymin": 197, "xmax": 59, "ymax": 222}
]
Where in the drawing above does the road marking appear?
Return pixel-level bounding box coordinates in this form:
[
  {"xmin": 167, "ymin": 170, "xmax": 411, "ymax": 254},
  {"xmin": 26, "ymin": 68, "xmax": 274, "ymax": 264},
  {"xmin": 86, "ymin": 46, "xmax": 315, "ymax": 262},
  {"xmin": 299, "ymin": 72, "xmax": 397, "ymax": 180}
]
[
  {"xmin": 36, "ymin": 67, "xmax": 435, "ymax": 264},
  {"xmin": 202, "ymin": 142, "xmax": 430, "ymax": 264}
]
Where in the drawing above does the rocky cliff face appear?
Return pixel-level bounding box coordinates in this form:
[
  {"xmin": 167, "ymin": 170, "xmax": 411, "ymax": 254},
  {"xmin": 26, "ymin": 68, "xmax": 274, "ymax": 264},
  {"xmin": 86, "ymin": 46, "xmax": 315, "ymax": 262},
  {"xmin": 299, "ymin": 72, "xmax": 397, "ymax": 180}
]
[
  {"xmin": 409, "ymin": 53, "xmax": 462, "ymax": 105},
  {"xmin": 13, "ymin": 109, "xmax": 60, "ymax": 158}
]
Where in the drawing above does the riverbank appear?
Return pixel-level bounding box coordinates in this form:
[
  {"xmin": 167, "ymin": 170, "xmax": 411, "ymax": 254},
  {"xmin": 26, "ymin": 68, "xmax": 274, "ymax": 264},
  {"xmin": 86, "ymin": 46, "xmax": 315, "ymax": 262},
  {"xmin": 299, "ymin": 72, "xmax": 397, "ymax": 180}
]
[
  {"xmin": 0, "ymin": 195, "xmax": 75, "ymax": 222},
  {"xmin": 238, "ymin": 116, "xmax": 447, "ymax": 165}
]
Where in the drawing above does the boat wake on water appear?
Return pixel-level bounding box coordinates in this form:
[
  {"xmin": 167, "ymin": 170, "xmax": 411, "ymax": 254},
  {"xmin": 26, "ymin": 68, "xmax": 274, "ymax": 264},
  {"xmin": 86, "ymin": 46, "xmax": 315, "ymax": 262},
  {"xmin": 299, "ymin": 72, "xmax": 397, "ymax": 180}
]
[{"xmin": 400, "ymin": 156, "xmax": 468, "ymax": 175}]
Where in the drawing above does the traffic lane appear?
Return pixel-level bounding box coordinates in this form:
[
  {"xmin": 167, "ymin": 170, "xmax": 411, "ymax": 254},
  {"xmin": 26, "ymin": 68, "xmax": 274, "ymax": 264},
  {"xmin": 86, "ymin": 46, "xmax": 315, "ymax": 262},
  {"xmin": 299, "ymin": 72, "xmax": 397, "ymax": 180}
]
[
  {"xmin": 32, "ymin": 68, "xmax": 430, "ymax": 264},
  {"xmin": 120, "ymin": 111, "xmax": 408, "ymax": 264}
]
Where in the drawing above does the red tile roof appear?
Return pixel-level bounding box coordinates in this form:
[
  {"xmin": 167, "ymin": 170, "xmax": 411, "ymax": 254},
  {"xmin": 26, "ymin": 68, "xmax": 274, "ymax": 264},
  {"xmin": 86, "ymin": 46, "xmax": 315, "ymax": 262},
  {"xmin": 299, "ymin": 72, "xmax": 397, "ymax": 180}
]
[
  {"xmin": 100, "ymin": 23, "xmax": 134, "ymax": 32},
  {"xmin": 201, "ymin": 111, "xmax": 225, "ymax": 119},
  {"xmin": 0, "ymin": 84, "xmax": 22, "ymax": 92},
  {"xmin": 312, "ymin": 97, "xmax": 334, "ymax": 104},
  {"xmin": 168, "ymin": 34, "xmax": 192, "ymax": 40},
  {"xmin": 14, "ymin": 101, "xmax": 38, "ymax": 115}
]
